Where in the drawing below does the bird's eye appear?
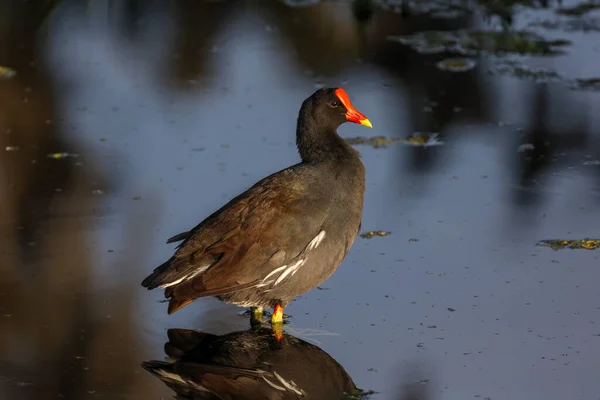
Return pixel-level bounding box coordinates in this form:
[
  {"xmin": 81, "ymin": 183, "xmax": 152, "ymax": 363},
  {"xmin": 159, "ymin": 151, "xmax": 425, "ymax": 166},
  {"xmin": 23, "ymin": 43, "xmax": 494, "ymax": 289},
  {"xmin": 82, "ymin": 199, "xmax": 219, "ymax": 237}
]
[{"xmin": 329, "ymin": 100, "xmax": 340, "ymax": 108}]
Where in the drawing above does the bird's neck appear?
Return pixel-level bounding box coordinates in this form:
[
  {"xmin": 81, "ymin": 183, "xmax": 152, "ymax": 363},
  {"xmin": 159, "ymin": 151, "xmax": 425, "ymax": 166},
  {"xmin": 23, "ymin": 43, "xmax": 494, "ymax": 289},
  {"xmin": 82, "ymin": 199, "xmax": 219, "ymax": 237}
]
[{"xmin": 295, "ymin": 113, "xmax": 358, "ymax": 165}]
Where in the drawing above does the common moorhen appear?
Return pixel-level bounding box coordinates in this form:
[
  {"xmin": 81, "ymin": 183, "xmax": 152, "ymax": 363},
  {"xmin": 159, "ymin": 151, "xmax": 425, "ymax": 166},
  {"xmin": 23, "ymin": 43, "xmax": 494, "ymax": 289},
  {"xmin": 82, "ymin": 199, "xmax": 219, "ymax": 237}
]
[
  {"xmin": 141, "ymin": 87, "xmax": 371, "ymax": 334},
  {"xmin": 142, "ymin": 327, "xmax": 365, "ymax": 400}
]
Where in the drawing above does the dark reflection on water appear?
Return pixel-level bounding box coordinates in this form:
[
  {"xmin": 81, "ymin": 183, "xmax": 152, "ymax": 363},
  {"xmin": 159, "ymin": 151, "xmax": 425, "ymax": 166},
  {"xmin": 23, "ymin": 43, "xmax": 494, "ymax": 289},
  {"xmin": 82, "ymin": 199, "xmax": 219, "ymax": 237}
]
[
  {"xmin": 1, "ymin": 0, "xmax": 600, "ymax": 399},
  {"xmin": 143, "ymin": 327, "xmax": 365, "ymax": 400}
]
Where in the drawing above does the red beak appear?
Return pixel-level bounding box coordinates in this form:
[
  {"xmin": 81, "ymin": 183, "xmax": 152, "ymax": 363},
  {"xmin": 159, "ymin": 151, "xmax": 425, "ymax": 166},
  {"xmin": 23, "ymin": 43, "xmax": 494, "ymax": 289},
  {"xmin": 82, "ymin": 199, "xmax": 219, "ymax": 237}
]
[{"xmin": 335, "ymin": 88, "xmax": 372, "ymax": 128}]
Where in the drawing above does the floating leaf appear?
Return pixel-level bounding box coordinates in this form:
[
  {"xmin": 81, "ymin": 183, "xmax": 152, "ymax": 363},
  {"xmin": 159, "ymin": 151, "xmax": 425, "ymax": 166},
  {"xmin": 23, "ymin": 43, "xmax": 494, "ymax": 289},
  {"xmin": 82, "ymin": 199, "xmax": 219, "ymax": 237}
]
[
  {"xmin": 403, "ymin": 132, "xmax": 444, "ymax": 147},
  {"xmin": 346, "ymin": 136, "xmax": 403, "ymax": 148},
  {"xmin": 582, "ymin": 159, "xmax": 600, "ymax": 166},
  {"xmin": 570, "ymin": 78, "xmax": 600, "ymax": 91},
  {"xmin": 47, "ymin": 152, "xmax": 79, "ymax": 159},
  {"xmin": 436, "ymin": 57, "xmax": 477, "ymax": 72},
  {"xmin": 0, "ymin": 66, "xmax": 16, "ymax": 79},
  {"xmin": 388, "ymin": 30, "xmax": 570, "ymax": 56},
  {"xmin": 489, "ymin": 61, "xmax": 562, "ymax": 82},
  {"xmin": 536, "ymin": 239, "xmax": 600, "ymax": 250},
  {"xmin": 517, "ymin": 143, "xmax": 535, "ymax": 152},
  {"xmin": 556, "ymin": 2, "xmax": 600, "ymax": 16},
  {"xmin": 345, "ymin": 388, "xmax": 378, "ymax": 400},
  {"xmin": 360, "ymin": 231, "xmax": 391, "ymax": 239},
  {"xmin": 529, "ymin": 17, "xmax": 600, "ymax": 32},
  {"xmin": 281, "ymin": 0, "xmax": 321, "ymax": 7}
]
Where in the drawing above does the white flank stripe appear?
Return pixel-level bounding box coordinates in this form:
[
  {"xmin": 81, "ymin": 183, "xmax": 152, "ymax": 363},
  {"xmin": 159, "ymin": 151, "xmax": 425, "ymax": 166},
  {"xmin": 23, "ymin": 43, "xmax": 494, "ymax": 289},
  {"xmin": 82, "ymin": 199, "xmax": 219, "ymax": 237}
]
[
  {"xmin": 287, "ymin": 260, "xmax": 305, "ymax": 279},
  {"xmin": 274, "ymin": 259, "xmax": 305, "ymax": 286},
  {"xmin": 263, "ymin": 265, "xmax": 287, "ymax": 282},
  {"xmin": 273, "ymin": 371, "xmax": 305, "ymax": 396},
  {"xmin": 260, "ymin": 231, "xmax": 325, "ymax": 288},
  {"xmin": 156, "ymin": 369, "xmax": 186, "ymax": 384},
  {"xmin": 184, "ymin": 264, "xmax": 210, "ymax": 281},
  {"xmin": 261, "ymin": 376, "xmax": 286, "ymax": 391},
  {"xmin": 307, "ymin": 230, "xmax": 326, "ymax": 251},
  {"xmin": 159, "ymin": 276, "xmax": 187, "ymax": 288}
]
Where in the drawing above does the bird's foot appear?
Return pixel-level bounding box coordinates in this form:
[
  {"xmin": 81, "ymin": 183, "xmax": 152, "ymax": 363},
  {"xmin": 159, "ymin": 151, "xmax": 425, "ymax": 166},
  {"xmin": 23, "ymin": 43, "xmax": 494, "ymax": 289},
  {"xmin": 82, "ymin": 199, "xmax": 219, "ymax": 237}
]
[
  {"xmin": 270, "ymin": 304, "xmax": 285, "ymax": 341},
  {"xmin": 262, "ymin": 311, "xmax": 292, "ymax": 320},
  {"xmin": 243, "ymin": 306, "xmax": 291, "ymax": 330},
  {"xmin": 271, "ymin": 304, "xmax": 284, "ymax": 323},
  {"xmin": 242, "ymin": 308, "xmax": 291, "ymax": 319},
  {"xmin": 271, "ymin": 321, "xmax": 284, "ymax": 342},
  {"xmin": 249, "ymin": 307, "xmax": 264, "ymax": 327}
]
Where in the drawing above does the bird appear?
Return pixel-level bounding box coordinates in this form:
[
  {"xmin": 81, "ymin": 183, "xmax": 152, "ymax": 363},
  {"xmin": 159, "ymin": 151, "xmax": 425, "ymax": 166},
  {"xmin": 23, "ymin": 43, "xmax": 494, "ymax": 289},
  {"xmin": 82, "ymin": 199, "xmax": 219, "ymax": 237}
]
[
  {"xmin": 142, "ymin": 327, "xmax": 363, "ymax": 400},
  {"xmin": 141, "ymin": 87, "xmax": 372, "ymax": 338}
]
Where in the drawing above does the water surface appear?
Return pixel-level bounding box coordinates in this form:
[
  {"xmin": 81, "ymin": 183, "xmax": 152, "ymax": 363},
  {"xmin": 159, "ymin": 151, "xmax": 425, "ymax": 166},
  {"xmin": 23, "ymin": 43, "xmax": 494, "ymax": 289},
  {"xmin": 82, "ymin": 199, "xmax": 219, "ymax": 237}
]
[{"xmin": 1, "ymin": 1, "xmax": 599, "ymax": 399}]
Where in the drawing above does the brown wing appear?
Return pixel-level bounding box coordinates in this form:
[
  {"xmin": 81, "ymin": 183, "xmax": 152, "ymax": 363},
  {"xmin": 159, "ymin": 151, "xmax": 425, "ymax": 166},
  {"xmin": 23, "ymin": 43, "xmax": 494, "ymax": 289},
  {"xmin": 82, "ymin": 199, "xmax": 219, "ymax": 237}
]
[
  {"xmin": 166, "ymin": 231, "xmax": 190, "ymax": 244},
  {"xmin": 142, "ymin": 167, "xmax": 332, "ymax": 313}
]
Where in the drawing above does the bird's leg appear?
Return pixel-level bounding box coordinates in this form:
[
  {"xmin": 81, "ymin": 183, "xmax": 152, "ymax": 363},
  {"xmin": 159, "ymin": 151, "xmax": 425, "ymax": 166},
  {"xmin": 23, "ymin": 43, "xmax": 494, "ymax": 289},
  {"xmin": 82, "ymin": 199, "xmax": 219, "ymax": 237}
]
[
  {"xmin": 271, "ymin": 303, "xmax": 284, "ymax": 323},
  {"xmin": 271, "ymin": 303, "xmax": 284, "ymax": 341},
  {"xmin": 250, "ymin": 307, "xmax": 264, "ymax": 328}
]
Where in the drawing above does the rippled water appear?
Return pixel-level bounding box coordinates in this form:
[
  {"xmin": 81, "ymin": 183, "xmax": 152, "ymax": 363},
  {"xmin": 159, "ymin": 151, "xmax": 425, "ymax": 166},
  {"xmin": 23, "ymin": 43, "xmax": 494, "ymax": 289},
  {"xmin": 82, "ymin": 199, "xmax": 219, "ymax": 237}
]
[{"xmin": 1, "ymin": 1, "xmax": 599, "ymax": 399}]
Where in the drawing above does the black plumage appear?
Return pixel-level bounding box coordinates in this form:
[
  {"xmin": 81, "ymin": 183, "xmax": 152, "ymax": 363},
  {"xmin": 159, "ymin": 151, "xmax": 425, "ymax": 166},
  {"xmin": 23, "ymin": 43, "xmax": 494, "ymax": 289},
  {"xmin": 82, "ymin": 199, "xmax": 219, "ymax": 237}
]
[
  {"xmin": 142, "ymin": 327, "xmax": 366, "ymax": 400},
  {"xmin": 141, "ymin": 87, "xmax": 372, "ymax": 321}
]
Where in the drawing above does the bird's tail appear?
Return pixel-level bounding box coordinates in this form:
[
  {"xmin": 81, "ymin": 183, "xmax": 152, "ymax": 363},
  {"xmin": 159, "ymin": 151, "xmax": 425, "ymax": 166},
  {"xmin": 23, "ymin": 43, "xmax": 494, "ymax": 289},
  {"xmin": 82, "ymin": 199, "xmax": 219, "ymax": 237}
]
[
  {"xmin": 141, "ymin": 361, "xmax": 206, "ymax": 398},
  {"xmin": 141, "ymin": 256, "xmax": 198, "ymax": 290}
]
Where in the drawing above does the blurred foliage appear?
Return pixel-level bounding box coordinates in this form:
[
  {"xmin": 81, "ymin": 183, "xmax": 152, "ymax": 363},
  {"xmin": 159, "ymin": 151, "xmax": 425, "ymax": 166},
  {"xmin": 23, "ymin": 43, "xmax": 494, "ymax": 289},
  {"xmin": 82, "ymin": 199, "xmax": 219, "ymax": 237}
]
[
  {"xmin": 389, "ymin": 30, "xmax": 570, "ymax": 55},
  {"xmin": 556, "ymin": 1, "xmax": 600, "ymax": 16}
]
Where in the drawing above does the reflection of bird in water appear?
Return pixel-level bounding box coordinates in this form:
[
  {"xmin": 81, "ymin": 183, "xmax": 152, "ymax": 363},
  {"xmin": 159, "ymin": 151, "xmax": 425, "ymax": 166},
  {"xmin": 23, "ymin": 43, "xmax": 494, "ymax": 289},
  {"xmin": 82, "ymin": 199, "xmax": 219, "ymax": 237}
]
[
  {"xmin": 140, "ymin": 88, "xmax": 371, "ymax": 340},
  {"xmin": 142, "ymin": 327, "xmax": 367, "ymax": 400},
  {"xmin": 352, "ymin": 0, "xmax": 374, "ymax": 23}
]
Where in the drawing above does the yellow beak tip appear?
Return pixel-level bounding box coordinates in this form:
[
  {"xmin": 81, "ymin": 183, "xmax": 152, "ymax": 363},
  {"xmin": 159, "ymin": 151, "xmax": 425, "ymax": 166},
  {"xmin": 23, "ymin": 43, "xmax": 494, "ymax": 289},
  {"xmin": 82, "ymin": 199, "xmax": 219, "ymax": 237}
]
[{"xmin": 360, "ymin": 119, "xmax": 373, "ymax": 128}]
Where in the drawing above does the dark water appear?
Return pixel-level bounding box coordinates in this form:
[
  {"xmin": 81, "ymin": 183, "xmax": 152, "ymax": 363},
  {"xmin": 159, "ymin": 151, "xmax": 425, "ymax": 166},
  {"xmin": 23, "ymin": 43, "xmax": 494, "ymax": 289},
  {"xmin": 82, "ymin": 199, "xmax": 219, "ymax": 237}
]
[{"xmin": 1, "ymin": 0, "xmax": 599, "ymax": 399}]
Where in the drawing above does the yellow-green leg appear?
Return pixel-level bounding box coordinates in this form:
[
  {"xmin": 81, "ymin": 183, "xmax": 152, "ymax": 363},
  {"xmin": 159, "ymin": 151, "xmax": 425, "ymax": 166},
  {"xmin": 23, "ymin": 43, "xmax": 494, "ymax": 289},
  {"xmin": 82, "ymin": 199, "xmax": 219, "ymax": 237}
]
[
  {"xmin": 271, "ymin": 303, "xmax": 284, "ymax": 341},
  {"xmin": 250, "ymin": 307, "xmax": 263, "ymax": 327}
]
